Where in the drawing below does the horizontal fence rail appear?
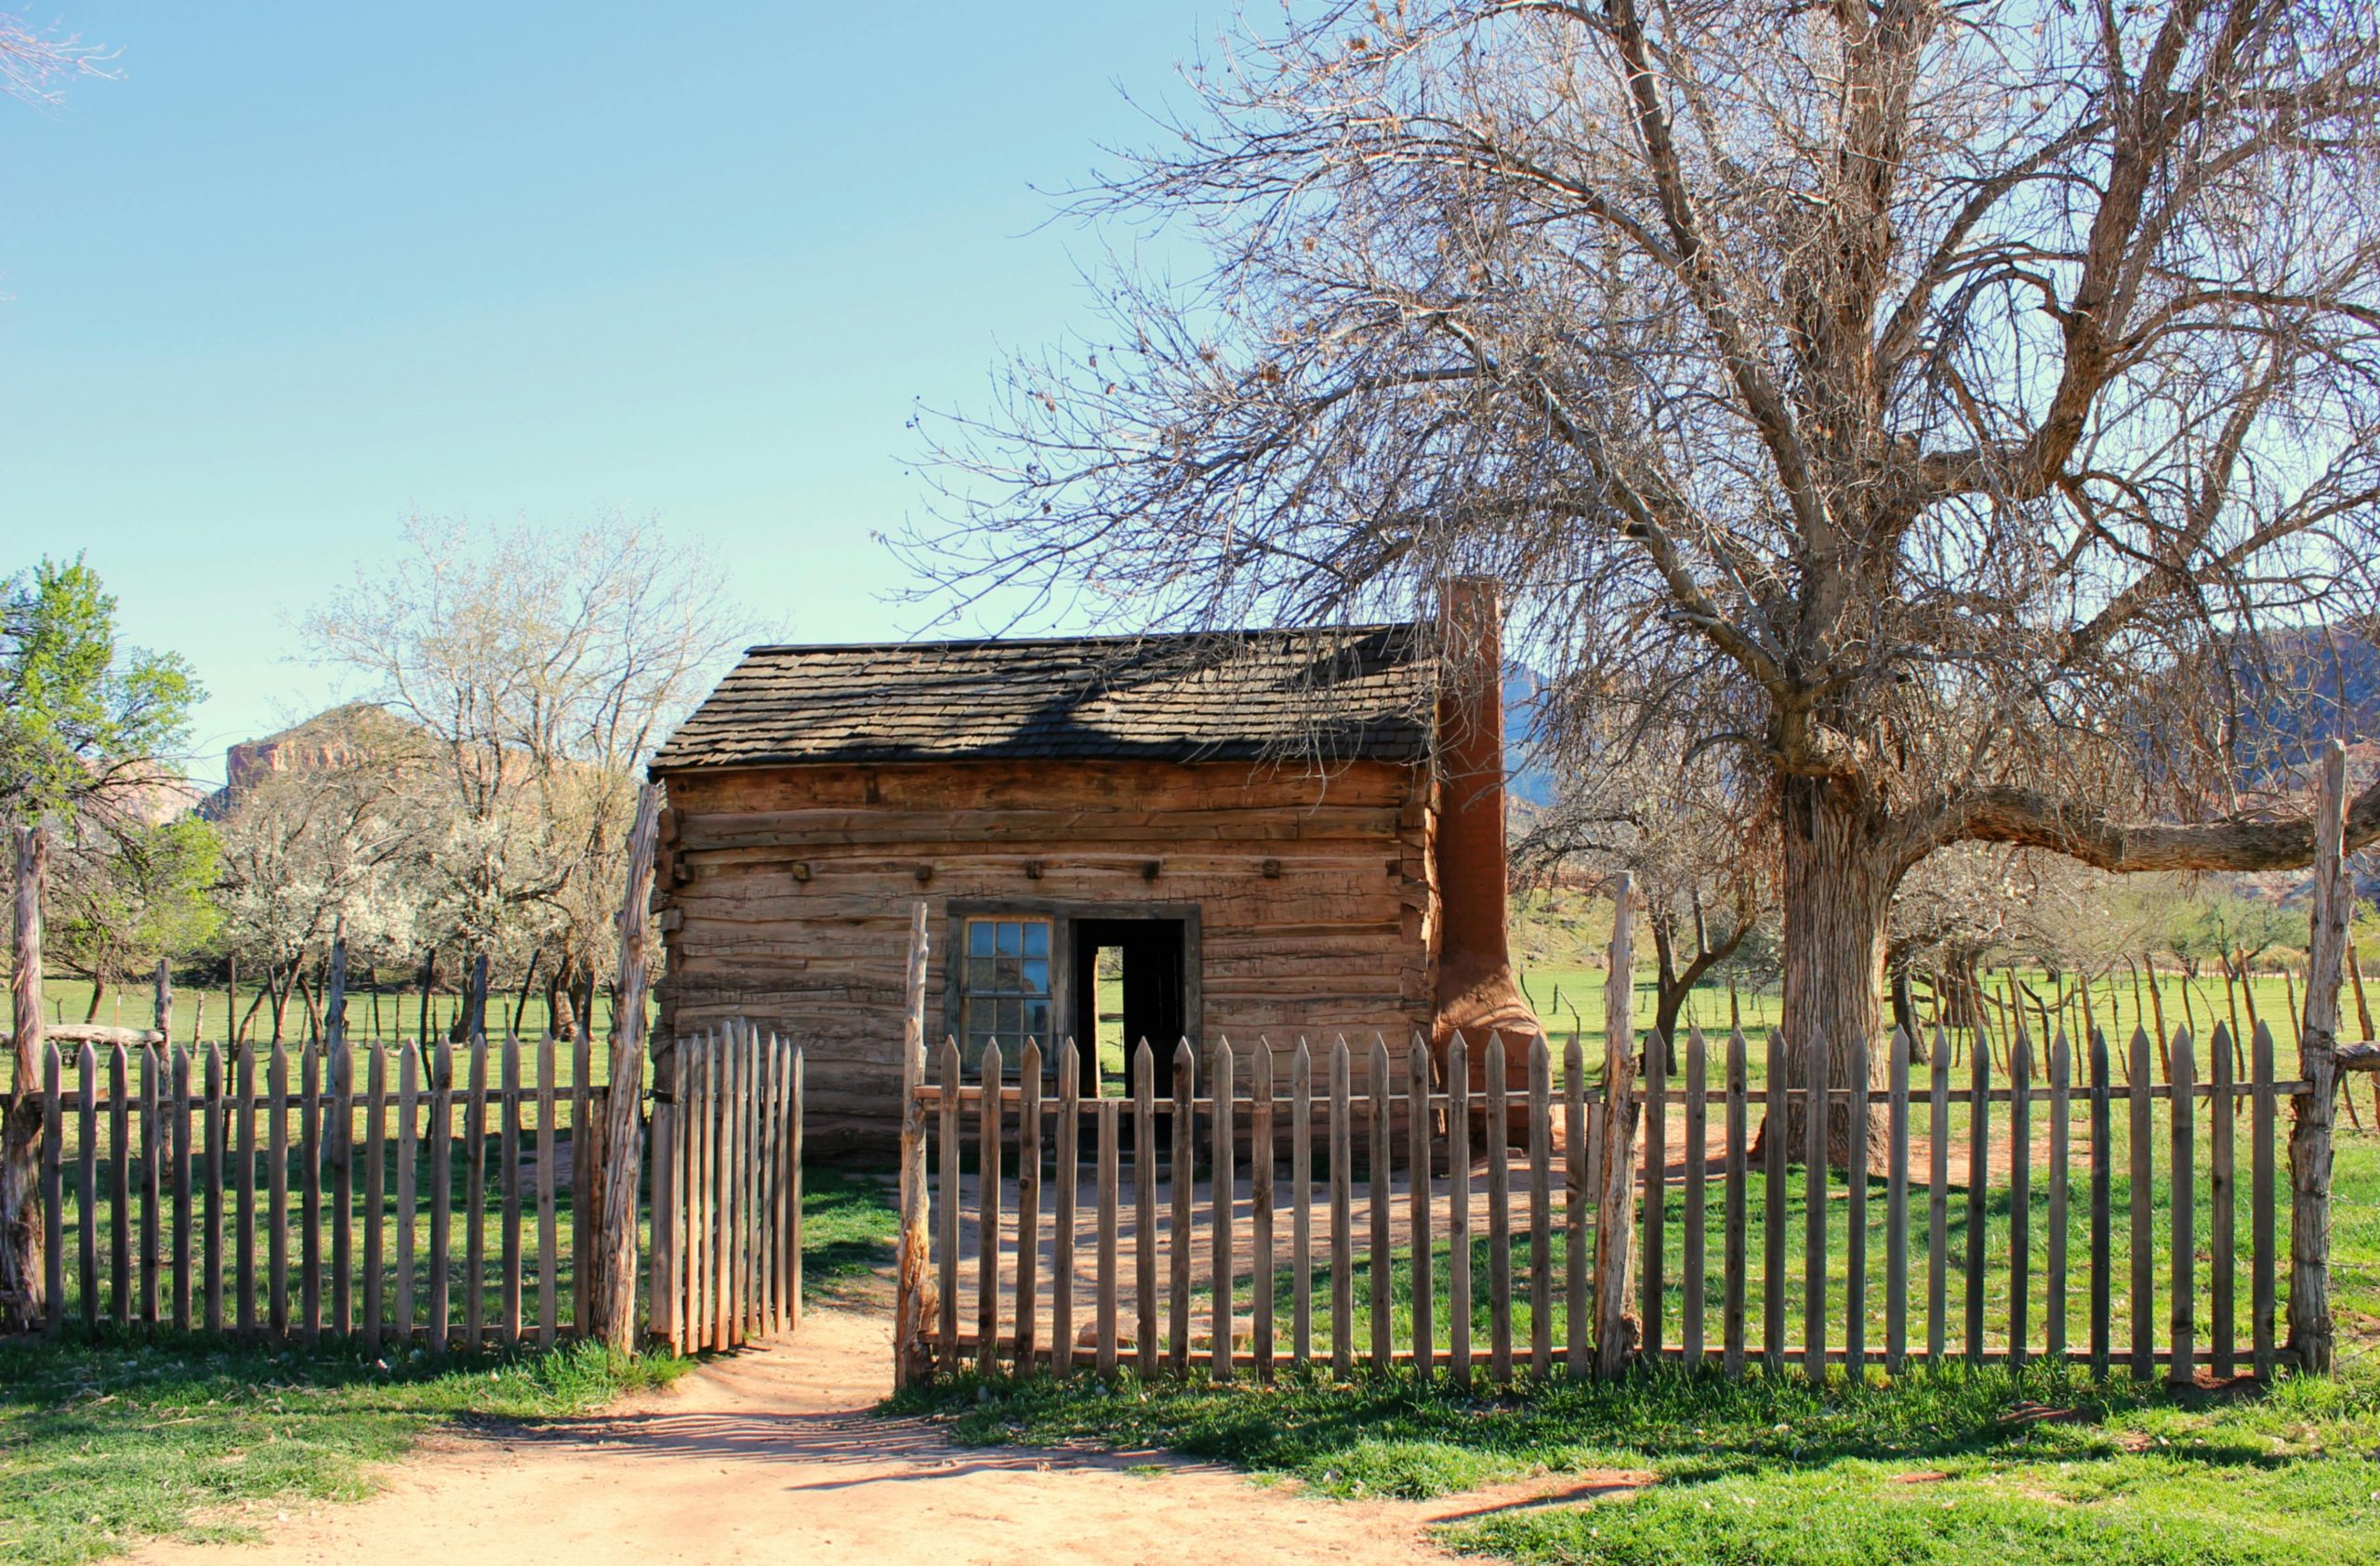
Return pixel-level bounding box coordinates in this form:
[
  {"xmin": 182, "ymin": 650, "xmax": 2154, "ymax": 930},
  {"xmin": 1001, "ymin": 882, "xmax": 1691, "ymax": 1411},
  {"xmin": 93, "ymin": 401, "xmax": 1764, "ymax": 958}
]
[
  {"xmin": 32, "ymin": 1035, "xmax": 609, "ymax": 1348},
  {"xmin": 902, "ymin": 1019, "xmax": 2311, "ymax": 1386}
]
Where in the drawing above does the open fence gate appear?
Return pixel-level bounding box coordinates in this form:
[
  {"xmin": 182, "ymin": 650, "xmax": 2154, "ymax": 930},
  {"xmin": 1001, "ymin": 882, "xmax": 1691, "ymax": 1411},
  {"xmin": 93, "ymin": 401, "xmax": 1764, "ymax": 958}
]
[{"xmin": 648, "ymin": 1019, "xmax": 806, "ymax": 1355}]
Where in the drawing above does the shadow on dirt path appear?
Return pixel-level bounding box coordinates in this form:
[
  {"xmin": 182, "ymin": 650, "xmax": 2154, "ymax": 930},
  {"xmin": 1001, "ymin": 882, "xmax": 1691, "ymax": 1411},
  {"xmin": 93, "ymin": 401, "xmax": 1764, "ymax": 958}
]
[{"xmin": 130, "ymin": 1295, "xmax": 1626, "ymax": 1566}]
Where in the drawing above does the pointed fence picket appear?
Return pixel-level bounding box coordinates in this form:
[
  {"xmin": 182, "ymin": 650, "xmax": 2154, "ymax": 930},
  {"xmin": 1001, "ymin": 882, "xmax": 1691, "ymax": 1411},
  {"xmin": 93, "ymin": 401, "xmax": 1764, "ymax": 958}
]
[
  {"xmin": 896, "ymin": 1015, "xmax": 2319, "ymax": 1385},
  {"xmin": 27, "ymin": 1021, "xmax": 800, "ymax": 1357}
]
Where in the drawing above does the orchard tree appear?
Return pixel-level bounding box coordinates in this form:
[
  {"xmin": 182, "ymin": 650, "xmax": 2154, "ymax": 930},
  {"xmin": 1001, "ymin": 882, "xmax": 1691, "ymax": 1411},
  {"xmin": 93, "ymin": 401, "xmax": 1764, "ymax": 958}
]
[
  {"xmin": 211, "ymin": 706, "xmax": 428, "ymax": 1042},
  {"xmin": 910, "ymin": 0, "xmax": 2380, "ymax": 1157},
  {"xmin": 50, "ymin": 816, "xmax": 219, "ymax": 1021},
  {"xmin": 305, "ymin": 514, "xmax": 747, "ymax": 1037}
]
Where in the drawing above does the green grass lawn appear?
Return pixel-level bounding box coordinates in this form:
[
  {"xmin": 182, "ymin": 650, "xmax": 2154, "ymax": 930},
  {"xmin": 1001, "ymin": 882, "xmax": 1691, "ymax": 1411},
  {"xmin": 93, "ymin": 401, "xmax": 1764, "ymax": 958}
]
[
  {"xmin": 0, "ymin": 1161, "xmax": 900, "ymax": 1566},
  {"xmin": 892, "ymin": 1134, "xmax": 2380, "ymax": 1564},
  {"xmin": 900, "ymin": 1358, "xmax": 2380, "ymax": 1564},
  {"xmin": 0, "ymin": 1336, "xmax": 684, "ymax": 1566}
]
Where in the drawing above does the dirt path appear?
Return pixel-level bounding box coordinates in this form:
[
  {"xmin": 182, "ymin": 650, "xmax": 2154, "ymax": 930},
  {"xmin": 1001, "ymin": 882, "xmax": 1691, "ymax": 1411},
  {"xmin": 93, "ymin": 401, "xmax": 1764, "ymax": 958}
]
[{"xmin": 131, "ymin": 1302, "xmax": 1632, "ymax": 1566}]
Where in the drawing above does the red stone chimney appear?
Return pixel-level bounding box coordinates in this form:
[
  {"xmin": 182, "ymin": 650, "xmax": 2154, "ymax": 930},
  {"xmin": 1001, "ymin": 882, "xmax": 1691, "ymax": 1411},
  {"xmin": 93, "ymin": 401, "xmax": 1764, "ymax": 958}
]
[{"xmin": 1431, "ymin": 577, "xmax": 1540, "ymax": 1067}]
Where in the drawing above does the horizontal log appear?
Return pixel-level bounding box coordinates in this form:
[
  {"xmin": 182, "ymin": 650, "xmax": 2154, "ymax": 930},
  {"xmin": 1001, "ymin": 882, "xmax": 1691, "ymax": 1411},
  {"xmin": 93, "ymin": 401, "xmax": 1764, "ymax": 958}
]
[
  {"xmin": 671, "ymin": 888, "xmax": 1416, "ymax": 927},
  {"xmin": 676, "ymin": 804, "xmax": 1407, "ymax": 851},
  {"xmin": 46, "ymin": 1024, "xmax": 164, "ymax": 1046},
  {"xmin": 668, "ymin": 758, "xmax": 1420, "ymax": 816}
]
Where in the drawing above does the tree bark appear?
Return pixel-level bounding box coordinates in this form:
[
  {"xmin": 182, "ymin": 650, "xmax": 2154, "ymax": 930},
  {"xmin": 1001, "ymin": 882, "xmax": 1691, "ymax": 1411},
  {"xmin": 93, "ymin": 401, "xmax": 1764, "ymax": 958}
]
[
  {"xmin": 892, "ymin": 901, "xmax": 933, "ymax": 1387},
  {"xmin": 2290, "ymin": 742, "xmax": 2348, "ymax": 1373},
  {"xmin": 1593, "ymin": 872, "xmax": 1641, "ymax": 1375},
  {"xmin": 3, "ymin": 825, "xmax": 48, "ymax": 1331},
  {"xmin": 415, "ymin": 950, "xmax": 437, "ymax": 1047},
  {"xmin": 592, "ymin": 784, "xmax": 664, "ymax": 1352},
  {"xmin": 1772, "ymin": 776, "xmax": 1895, "ymax": 1167}
]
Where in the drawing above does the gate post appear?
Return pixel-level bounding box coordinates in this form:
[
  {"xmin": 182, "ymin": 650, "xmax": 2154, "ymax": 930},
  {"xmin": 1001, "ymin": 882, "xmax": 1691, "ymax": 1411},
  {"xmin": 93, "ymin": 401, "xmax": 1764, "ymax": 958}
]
[
  {"xmin": 2, "ymin": 825, "xmax": 47, "ymax": 1334},
  {"xmin": 893, "ymin": 901, "xmax": 934, "ymax": 1387},
  {"xmin": 2289, "ymin": 741, "xmax": 2347, "ymax": 1374},
  {"xmin": 1592, "ymin": 872, "xmax": 1641, "ymax": 1378},
  {"xmin": 593, "ymin": 784, "xmax": 664, "ymax": 1353}
]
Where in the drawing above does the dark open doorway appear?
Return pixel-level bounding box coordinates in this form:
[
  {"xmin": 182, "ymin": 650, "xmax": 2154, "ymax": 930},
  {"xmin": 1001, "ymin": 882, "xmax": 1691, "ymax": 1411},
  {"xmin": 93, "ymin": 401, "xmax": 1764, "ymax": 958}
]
[{"xmin": 1069, "ymin": 917, "xmax": 1187, "ymax": 1096}]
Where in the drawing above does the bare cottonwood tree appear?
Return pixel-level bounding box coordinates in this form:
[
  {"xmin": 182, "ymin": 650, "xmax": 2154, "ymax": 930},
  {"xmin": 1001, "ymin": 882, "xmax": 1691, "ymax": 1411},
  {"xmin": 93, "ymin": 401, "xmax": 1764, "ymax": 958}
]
[
  {"xmin": 0, "ymin": 9, "xmax": 112, "ymax": 104},
  {"xmin": 910, "ymin": 0, "xmax": 2380, "ymax": 1153}
]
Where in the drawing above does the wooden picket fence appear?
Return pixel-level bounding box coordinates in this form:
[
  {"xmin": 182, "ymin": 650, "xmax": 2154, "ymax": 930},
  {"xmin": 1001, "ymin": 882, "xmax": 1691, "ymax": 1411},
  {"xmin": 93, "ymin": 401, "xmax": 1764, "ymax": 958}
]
[
  {"xmin": 27, "ymin": 1020, "xmax": 801, "ymax": 1353},
  {"xmin": 897, "ymin": 1018, "xmax": 2319, "ymax": 1386},
  {"xmin": 646, "ymin": 1021, "xmax": 805, "ymax": 1355}
]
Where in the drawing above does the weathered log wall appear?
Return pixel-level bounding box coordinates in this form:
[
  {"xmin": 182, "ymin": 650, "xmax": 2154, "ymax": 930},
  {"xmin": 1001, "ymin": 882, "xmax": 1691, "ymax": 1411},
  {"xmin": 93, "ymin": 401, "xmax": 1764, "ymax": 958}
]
[{"xmin": 654, "ymin": 759, "xmax": 1437, "ymax": 1151}]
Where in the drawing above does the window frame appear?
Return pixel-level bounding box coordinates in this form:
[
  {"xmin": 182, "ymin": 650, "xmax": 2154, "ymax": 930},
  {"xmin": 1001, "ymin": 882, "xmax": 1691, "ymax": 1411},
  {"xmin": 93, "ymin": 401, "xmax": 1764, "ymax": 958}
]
[
  {"xmin": 951, "ymin": 911, "xmax": 1057, "ymax": 1068},
  {"xmin": 940, "ymin": 897, "xmax": 1203, "ymax": 1068}
]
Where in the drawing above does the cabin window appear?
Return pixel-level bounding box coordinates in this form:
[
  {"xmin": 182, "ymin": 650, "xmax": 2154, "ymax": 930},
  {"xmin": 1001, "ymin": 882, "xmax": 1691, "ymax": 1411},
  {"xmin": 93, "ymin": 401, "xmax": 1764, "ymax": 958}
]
[{"xmin": 959, "ymin": 915, "xmax": 1052, "ymax": 1066}]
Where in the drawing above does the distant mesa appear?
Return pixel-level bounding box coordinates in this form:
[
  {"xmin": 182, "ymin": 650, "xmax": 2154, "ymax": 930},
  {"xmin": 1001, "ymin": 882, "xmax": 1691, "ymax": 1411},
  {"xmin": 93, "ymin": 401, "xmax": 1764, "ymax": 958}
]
[
  {"xmin": 199, "ymin": 701, "xmax": 418, "ymax": 817},
  {"xmin": 224, "ymin": 701, "xmax": 412, "ymax": 792}
]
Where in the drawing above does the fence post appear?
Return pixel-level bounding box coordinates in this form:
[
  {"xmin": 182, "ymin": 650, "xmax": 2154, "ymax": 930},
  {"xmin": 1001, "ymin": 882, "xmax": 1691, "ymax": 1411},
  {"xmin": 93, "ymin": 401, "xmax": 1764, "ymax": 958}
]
[
  {"xmin": 2289, "ymin": 740, "xmax": 2347, "ymax": 1374},
  {"xmin": 592, "ymin": 783, "xmax": 663, "ymax": 1352},
  {"xmin": 3, "ymin": 824, "xmax": 48, "ymax": 1333},
  {"xmin": 893, "ymin": 901, "xmax": 933, "ymax": 1387},
  {"xmin": 1593, "ymin": 871, "xmax": 1640, "ymax": 1377}
]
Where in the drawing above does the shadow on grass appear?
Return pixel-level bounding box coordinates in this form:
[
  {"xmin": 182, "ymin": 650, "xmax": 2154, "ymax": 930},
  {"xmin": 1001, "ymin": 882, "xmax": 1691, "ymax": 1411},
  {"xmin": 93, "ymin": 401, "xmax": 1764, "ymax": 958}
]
[{"xmin": 897, "ymin": 1349, "xmax": 2380, "ymax": 1484}]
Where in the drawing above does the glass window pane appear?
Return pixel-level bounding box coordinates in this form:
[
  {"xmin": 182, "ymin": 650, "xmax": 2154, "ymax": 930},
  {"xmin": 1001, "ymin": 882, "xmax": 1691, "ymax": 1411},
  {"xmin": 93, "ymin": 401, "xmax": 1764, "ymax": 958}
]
[
  {"xmin": 997, "ymin": 921, "xmax": 1022, "ymax": 957},
  {"xmin": 1022, "ymin": 959, "xmax": 1049, "ymax": 995},
  {"xmin": 968, "ymin": 920, "xmax": 996, "ymax": 957},
  {"xmin": 1023, "ymin": 921, "xmax": 1049, "ymax": 957},
  {"xmin": 1026, "ymin": 1001, "xmax": 1050, "ymax": 1040},
  {"xmin": 966, "ymin": 957, "xmax": 995, "ymax": 993}
]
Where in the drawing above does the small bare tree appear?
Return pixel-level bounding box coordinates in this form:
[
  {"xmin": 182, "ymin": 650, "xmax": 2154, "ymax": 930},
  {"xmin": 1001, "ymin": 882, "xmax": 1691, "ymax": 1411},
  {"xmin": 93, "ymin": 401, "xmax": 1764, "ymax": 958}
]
[
  {"xmin": 1519, "ymin": 697, "xmax": 1766, "ymax": 1064},
  {"xmin": 212, "ymin": 707, "xmax": 429, "ymax": 1042},
  {"xmin": 305, "ymin": 514, "xmax": 747, "ymax": 1037},
  {"xmin": 910, "ymin": 0, "xmax": 2380, "ymax": 1158}
]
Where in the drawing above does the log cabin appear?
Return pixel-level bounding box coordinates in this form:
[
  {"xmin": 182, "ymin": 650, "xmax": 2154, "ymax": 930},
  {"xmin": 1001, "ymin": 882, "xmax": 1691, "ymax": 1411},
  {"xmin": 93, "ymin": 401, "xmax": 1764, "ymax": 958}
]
[{"xmin": 648, "ymin": 577, "xmax": 1537, "ymax": 1153}]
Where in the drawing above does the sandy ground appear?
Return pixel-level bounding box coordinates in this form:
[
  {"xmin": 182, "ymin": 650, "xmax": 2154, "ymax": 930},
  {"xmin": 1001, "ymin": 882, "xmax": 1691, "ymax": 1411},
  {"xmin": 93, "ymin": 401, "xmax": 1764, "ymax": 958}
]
[{"xmin": 131, "ymin": 1298, "xmax": 1646, "ymax": 1566}]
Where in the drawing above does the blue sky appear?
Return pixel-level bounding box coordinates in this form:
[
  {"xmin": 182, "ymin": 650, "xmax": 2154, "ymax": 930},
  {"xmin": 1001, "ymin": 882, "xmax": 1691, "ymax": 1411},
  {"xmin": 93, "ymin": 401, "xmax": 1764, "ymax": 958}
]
[{"xmin": 0, "ymin": 3, "xmax": 1215, "ymax": 783}]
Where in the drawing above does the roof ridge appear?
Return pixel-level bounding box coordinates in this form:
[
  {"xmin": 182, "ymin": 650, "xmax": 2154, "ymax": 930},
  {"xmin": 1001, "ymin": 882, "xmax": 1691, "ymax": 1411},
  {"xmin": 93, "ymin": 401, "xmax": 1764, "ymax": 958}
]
[{"xmin": 739, "ymin": 621, "xmax": 1425, "ymax": 657}]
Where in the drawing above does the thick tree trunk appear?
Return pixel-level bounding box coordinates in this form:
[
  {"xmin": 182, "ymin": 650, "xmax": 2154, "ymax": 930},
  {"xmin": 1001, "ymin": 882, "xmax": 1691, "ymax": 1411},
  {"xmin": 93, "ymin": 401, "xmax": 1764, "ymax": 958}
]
[
  {"xmin": 1771, "ymin": 776, "xmax": 1896, "ymax": 1168},
  {"xmin": 3, "ymin": 826, "xmax": 48, "ymax": 1332}
]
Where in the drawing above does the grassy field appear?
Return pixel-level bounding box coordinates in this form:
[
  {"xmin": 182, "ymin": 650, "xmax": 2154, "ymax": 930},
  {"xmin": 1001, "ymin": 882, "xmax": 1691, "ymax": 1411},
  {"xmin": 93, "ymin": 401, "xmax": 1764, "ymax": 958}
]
[
  {"xmin": 1, "ymin": 1162, "xmax": 901, "ymax": 1566},
  {"xmin": 6, "ymin": 979, "xmax": 661, "ymax": 1097},
  {"xmin": 1514, "ymin": 963, "xmax": 2347, "ymax": 1061},
  {"xmin": 894, "ymin": 1134, "xmax": 2380, "ymax": 1564},
  {"xmin": 31, "ymin": 975, "xmax": 630, "ymax": 1048}
]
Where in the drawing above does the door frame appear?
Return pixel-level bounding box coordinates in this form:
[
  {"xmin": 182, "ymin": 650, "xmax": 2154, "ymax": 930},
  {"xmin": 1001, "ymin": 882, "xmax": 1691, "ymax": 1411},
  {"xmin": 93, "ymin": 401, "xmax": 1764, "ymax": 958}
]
[{"xmin": 940, "ymin": 897, "xmax": 1203, "ymax": 1057}]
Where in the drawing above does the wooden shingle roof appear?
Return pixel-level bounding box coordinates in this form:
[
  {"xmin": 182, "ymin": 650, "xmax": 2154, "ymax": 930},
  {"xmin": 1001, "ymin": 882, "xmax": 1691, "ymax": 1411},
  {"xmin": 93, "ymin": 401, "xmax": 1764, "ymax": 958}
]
[{"xmin": 652, "ymin": 623, "xmax": 1433, "ymax": 773}]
